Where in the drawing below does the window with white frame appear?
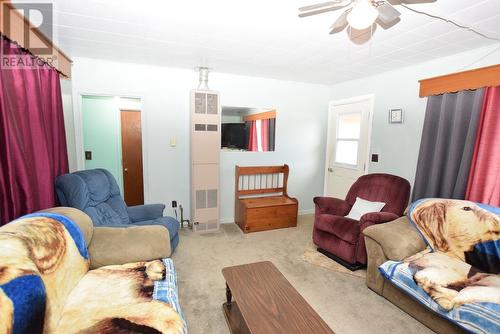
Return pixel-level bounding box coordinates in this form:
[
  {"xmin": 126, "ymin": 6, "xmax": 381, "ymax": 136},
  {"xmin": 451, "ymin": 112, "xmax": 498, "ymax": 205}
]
[{"xmin": 334, "ymin": 112, "xmax": 361, "ymax": 167}]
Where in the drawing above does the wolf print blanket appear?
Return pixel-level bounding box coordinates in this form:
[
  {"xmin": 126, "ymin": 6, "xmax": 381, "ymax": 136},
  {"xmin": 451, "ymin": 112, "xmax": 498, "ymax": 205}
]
[
  {"xmin": 0, "ymin": 213, "xmax": 185, "ymax": 334},
  {"xmin": 407, "ymin": 199, "xmax": 500, "ymax": 310}
]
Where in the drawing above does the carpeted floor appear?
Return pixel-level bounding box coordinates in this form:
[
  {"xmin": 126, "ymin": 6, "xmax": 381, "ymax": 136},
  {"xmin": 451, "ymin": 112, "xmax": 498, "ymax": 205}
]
[
  {"xmin": 301, "ymin": 245, "xmax": 366, "ymax": 279},
  {"xmin": 172, "ymin": 214, "xmax": 434, "ymax": 334}
]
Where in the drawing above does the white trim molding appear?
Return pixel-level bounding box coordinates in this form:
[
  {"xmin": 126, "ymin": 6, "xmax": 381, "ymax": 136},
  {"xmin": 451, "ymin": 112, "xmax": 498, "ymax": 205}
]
[{"xmin": 72, "ymin": 91, "xmax": 151, "ymax": 203}]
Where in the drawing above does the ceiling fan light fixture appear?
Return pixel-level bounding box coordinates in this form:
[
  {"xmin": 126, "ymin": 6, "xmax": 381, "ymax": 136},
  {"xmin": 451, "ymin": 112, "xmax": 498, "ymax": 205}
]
[{"xmin": 347, "ymin": 0, "xmax": 379, "ymax": 30}]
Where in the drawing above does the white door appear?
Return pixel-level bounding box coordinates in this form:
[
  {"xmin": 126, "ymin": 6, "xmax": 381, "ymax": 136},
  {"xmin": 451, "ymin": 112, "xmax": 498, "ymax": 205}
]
[{"xmin": 324, "ymin": 95, "xmax": 374, "ymax": 199}]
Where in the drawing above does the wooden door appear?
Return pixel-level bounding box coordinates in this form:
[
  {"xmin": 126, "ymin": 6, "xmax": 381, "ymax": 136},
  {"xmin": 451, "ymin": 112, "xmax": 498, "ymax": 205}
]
[
  {"xmin": 120, "ymin": 110, "xmax": 144, "ymax": 206},
  {"xmin": 325, "ymin": 96, "xmax": 373, "ymax": 198}
]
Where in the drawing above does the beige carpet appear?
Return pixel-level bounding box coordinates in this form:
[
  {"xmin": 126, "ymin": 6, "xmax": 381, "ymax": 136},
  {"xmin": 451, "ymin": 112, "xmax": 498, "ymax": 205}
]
[
  {"xmin": 302, "ymin": 245, "xmax": 366, "ymax": 279},
  {"xmin": 172, "ymin": 215, "xmax": 433, "ymax": 334}
]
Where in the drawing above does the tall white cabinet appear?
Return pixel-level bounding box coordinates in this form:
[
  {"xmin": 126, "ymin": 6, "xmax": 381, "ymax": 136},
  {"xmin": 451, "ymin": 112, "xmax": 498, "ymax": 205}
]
[{"xmin": 190, "ymin": 90, "xmax": 220, "ymax": 233}]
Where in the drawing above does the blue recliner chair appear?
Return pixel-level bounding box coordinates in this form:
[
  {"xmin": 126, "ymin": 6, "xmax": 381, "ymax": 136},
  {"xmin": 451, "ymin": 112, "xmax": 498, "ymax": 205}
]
[{"xmin": 55, "ymin": 168, "xmax": 179, "ymax": 251}]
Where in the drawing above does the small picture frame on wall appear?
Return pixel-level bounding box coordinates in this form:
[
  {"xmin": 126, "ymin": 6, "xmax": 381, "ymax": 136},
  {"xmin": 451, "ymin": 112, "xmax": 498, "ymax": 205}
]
[{"xmin": 389, "ymin": 108, "xmax": 403, "ymax": 124}]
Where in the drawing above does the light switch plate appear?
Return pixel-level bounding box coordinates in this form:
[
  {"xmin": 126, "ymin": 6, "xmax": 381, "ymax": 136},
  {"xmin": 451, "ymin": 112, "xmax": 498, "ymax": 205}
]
[{"xmin": 389, "ymin": 108, "xmax": 403, "ymax": 123}]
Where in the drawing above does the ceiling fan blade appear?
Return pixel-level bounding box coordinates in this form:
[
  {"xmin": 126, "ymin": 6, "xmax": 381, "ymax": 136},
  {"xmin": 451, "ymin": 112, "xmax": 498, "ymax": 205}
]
[
  {"xmin": 386, "ymin": 0, "xmax": 436, "ymax": 4},
  {"xmin": 376, "ymin": 3, "xmax": 401, "ymax": 24},
  {"xmin": 400, "ymin": 0, "xmax": 437, "ymax": 3},
  {"xmin": 329, "ymin": 9, "xmax": 350, "ymax": 34},
  {"xmin": 299, "ymin": 4, "xmax": 349, "ymax": 18},
  {"xmin": 298, "ymin": 1, "xmax": 343, "ymax": 12},
  {"xmin": 376, "ymin": 16, "xmax": 401, "ymax": 30}
]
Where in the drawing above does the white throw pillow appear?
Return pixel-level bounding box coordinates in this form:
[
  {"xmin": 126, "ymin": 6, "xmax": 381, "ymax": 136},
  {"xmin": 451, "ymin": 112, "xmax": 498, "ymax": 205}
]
[{"xmin": 345, "ymin": 197, "xmax": 386, "ymax": 221}]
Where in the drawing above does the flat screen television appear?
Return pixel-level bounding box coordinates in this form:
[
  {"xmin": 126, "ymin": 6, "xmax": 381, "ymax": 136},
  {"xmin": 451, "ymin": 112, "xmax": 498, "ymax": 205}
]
[{"xmin": 221, "ymin": 123, "xmax": 248, "ymax": 150}]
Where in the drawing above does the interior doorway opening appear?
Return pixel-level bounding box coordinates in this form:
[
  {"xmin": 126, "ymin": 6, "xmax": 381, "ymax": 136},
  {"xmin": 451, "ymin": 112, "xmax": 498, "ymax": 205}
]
[{"xmin": 81, "ymin": 95, "xmax": 144, "ymax": 206}]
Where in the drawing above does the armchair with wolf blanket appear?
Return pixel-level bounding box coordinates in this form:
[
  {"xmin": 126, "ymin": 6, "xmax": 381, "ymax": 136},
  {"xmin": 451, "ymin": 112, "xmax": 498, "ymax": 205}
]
[
  {"xmin": 0, "ymin": 207, "xmax": 186, "ymax": 334},
  {"xmin": 378, "ymin": 199, "xmax": 500, "ymax": 334}
]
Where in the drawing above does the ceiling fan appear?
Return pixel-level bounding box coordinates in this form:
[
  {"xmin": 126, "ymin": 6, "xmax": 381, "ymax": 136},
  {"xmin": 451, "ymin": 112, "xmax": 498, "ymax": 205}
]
[{"xmin": 298, "ymin": 0, "xmax": 431, "ymax": 34}]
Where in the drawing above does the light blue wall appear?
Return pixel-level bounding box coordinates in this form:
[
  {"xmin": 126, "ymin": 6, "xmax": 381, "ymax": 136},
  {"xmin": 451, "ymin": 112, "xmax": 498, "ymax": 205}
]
[
  {"xmin": 70, "ymin": 45, "xmax": 500, "ymax": 222},
  {"xmin": 329, "ymin": 44, "xmax": 500, "ymax": 188},
  {"xmin": 72, "ymin": 58, "xmax": 331, "ymax": 221},
  {"xmin": 81, "ymin": 95, "xmax": 124, "ymax": 194},
  {"xmin": 215, "ymin": 76, "xmax": 330, "ymax": 221}
]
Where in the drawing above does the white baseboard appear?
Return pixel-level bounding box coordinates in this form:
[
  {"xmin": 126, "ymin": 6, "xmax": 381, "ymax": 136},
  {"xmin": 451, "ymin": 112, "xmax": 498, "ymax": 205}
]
[
  {"xmin": 298, "ymin": 209, "xmax": 314, "ymax": 215},
  {"xmin": 220, "ymin": 217, "xmax": 234, "ymax": 224},
  {"xmin": 220, "ymin": 209, "xmax": 314, "ymax": 224}
]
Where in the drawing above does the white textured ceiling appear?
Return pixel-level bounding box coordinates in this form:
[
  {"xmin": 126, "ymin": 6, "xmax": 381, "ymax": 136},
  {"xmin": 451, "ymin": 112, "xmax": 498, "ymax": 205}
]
[{"xmin": 14, "ymin": 0, "xmax": 500, "ymax": 84}]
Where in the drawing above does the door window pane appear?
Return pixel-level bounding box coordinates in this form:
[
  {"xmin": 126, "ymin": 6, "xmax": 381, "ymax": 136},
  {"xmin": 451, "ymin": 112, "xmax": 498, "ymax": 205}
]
[
  {"xmin": 338, "ymin": 113, "xmax": 361, "ymax": 139},
  {"xmin": 335, "ymin": 140, "xmax": 358, "ymax": 165}
]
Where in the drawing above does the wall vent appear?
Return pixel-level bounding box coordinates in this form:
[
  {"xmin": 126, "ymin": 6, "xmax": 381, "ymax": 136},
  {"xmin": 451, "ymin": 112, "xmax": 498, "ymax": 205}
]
[
  {"xmin": 207, "ymin": 189, "xmax": 217, "ymax": 208},
  {"xmin": 195, "ymin": 93, "xmax": 206, "ymax": 114},
  {"xmin": 196, "ymin": 190, "xmax": 206, "ymax": 209},
  {"xmin": 207, "ymin": 124, "xmax": 218, "ymax": 131},
  {"xmin": 191, "ymin": 88, "xmax": 220, "ymax": 233}
]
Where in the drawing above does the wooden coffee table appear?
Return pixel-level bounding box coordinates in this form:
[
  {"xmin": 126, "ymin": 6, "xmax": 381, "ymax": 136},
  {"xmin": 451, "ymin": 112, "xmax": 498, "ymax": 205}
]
[{"xmin": 222, "ymin": 261, "xmax": 334, "ymax": 334}]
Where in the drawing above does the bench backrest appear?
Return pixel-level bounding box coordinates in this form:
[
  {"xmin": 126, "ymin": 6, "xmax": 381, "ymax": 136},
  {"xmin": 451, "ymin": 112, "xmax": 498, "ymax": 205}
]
[{"xmin": 235, "ymin": 165, "xmax": 289, "ymax": 199}]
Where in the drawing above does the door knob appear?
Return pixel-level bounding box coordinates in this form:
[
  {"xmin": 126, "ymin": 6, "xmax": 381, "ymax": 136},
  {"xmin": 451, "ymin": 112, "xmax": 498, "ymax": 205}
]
[
  {"xmin": 328, "ymin": 168, "xmax": 333, "ymax": 172},
  {"xmin": 124, "ymin": 168, "xmax": 128, "ymax": 172}
]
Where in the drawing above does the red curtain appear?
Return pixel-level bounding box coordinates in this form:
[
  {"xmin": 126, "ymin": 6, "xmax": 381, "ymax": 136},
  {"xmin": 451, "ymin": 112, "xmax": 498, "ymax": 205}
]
[
  {"xmin": 247, "ymin": 120, "xmax": 258, "ymax": 151},
  {"xmin": 260, "ymin": 119, "xmax": 269, "ymax": 152},
  {"xmin": 0, "ymin": 37, "xmax": 69, "ymax": 225},
  {"xmin": 246, "ymin": 119, "xmax": 272, "ymax": 152},
  {"xmin": 465, "ymin": 86, "xmax": 500, "ymax": 206}
]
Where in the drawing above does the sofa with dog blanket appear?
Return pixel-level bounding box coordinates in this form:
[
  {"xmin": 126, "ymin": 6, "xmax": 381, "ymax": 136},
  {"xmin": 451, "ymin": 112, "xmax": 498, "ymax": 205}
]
[
  {"xmin": 0, "ymin": 207, "xmax": 186, "ymax": 334},
  {"xmin": 364, "ymin": 199, "xmax": 500, "ymax": 334}
]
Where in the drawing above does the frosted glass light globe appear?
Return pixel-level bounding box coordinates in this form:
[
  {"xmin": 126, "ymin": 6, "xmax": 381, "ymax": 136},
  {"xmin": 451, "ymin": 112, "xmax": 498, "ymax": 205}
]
[{"xmin": 347, "ymin": 0, "xmax": 379, "ymax": 30}]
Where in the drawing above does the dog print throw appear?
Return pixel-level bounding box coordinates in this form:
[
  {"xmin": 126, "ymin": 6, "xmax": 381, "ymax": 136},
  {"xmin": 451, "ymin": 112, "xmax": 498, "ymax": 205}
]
[
  {"xmin": 407, "ymin": 199, "xmax": 500, "ymax": 310},
  {"xmin": 0, "ymin": 213, "xmax": 90, "ymax": 334},
  {"xmin": 0, "ymin": 213, "xmax": 185, "ymax": 334},
  {"xmin": 409, "ymin": 199, "xmax": 500, "ymax": 273},
  {"xmin": 55, "ymin": 260, "xmax": 184, "ymax": 334}
]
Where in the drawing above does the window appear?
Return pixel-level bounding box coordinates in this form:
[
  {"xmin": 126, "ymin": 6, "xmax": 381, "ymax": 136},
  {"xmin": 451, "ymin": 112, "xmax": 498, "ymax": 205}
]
[{"xmin": 334, "ymin": 112, "xmax": 361, "ymax": 166}]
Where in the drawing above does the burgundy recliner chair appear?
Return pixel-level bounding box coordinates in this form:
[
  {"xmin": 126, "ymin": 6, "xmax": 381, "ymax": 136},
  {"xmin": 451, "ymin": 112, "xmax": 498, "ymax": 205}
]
[{"xmin": 313, "ymin": 173, "xmax": 410, "ymax": 270}]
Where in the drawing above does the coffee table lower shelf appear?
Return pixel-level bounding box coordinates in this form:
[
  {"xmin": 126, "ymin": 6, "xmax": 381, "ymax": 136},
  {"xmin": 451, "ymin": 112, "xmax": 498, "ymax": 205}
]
[{"xmin": 222, "ymin": 301, "xmax": 250, "ymax": 334}]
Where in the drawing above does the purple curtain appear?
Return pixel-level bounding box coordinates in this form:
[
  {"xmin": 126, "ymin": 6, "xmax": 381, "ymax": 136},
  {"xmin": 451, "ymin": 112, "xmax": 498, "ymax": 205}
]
[
  {"xmin": 0, "ymin": 36, "xmax": 68, "ymax": 225},
  {"xmin": 412, "ymin": 89, "xmax": 484, "ymax": 201}
]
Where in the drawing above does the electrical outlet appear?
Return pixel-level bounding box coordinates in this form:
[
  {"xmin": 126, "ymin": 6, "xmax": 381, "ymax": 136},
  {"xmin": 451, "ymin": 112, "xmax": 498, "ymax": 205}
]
[{"xmin": 172, "ymin": 200, "xmax": 177, "ymax": 208}]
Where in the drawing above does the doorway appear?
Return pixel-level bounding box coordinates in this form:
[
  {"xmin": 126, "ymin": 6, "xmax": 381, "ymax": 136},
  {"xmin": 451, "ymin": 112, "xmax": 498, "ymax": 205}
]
[
  {"xmin": 324, "ymin": 95, "xmax": 374, "ymax": 199},
  {"xmin": 81, "ymin": 95, "xmax": 144, "ymax": 206}
]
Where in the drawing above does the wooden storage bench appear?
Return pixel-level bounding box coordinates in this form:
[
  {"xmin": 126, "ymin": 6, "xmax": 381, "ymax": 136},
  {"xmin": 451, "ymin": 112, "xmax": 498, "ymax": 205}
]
[{"xmin": 234, "ymin": 165, "xmax": 298, "ymax": 233}]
